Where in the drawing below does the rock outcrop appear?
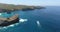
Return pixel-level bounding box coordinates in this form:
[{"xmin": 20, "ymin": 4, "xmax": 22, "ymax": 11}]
[{"xmin": 0, "ymin": 14, "xmax": 19, "ymax": 26}]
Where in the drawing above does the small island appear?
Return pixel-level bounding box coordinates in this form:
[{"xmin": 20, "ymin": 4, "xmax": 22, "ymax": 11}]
[{"xmin": 0, "ymin": 14, "xmax": 19, "ymax": 26}]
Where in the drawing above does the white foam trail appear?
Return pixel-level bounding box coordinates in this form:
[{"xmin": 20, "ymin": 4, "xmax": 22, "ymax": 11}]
[
  {"xmin": 0, "ymin": 13, "xmax": 2, "ymax": 15},
  {"xmin": 0, "ymin": 27, "xmax": 7, "ymax": 29},
  {"xmin": 9, "ymin": 24, "xmax": 14, "ymax": 27},
  {"xmin": 3, "ymin": 27, "xmax": 7, "ymax": 29},
  {"xmin": 15, "ymin": 23, "xmax": 19, "ymax": 25},
  {"xmin": 8, "ymin": 23, "xmax": 19, "ymax": 27},
  {"xmin": 0, "ymin": 23, "xmax": 19, "ymax": 29},
  {"xmin": 36, "ymin": 21, "xmax": 40, "ymax": 26},
  {"xmin": 19, "ymin": 19, "xmax": 27, "ymax": 23}
]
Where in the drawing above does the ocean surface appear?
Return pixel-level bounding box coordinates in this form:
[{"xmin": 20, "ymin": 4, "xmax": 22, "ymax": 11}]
[{"xmin": 0, "ymin": 6, "xmax": 60, "ymax": 32}]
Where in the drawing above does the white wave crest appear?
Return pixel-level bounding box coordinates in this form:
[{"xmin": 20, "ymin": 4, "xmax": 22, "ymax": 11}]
[
  {"xmin": 36, "ymin": 21, "xmax": 41, "ymax": 26},
  {"xmin": 19, "ymin": 18, "xmax": 28, "ymax": 23}
]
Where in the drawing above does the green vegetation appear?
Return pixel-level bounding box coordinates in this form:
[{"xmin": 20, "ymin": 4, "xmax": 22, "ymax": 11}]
[
  {"xmin": 0, "ymin": 3, "xmax": 34, "ymax": 10},
  {"xmin": 0, "ymin": 3, "xmax": 44, "ymax": 12}
]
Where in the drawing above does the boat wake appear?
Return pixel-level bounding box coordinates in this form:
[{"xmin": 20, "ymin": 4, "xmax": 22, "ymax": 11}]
[{"xmin": 36, "ymin": 21, "xmax": 41, "ymax": 27}]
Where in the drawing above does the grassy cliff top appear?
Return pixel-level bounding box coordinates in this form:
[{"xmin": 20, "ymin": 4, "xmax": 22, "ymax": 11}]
[{"xmin": 0, "ymin": 3, "xmax": 40, "ymax": 10}]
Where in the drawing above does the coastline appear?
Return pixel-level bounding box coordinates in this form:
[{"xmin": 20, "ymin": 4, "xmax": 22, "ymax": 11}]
[{"xmin": 0, "ymin": 3, "xmax": 45, "ymax": 13}]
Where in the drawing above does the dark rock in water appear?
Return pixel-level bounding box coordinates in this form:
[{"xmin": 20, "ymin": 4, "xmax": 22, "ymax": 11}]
[
  {"xmin": 22, "ymin": 8, "xmax": 34, "ymax": 11},
  {"xmin": 34, "ymin": 6, "xmax": 45, "ymax": 9},
  {"xmin": 6, "ymin": 10, "xmax": 12, "ymax": 14},
  {"xmin": 7, "ymin": 12, "xmax": 11, "ymax": 14},
  {"xmin": 0, "ymin": 14, "xmax": 19, "ymax": 27}
]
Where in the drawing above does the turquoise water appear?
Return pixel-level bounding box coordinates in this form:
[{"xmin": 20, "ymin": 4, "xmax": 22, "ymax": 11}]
[
  {"xmin": 0, "ymin": 6, "xmax": 60, "ymax": 32},
  {"xmin": 0, "ymin": 12, "xmax": 16, "ymax": 18}
]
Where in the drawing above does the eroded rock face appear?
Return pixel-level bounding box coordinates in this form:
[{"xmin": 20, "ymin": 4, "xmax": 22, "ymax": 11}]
[{"xmin": 0, "ymin": 14, "xmax": 19, "ymax": 27}]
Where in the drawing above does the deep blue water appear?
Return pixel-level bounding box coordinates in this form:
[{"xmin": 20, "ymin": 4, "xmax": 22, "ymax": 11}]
[{"xmin": 0, "ymin": 6, "xmax": 60, "ymax": 32}]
